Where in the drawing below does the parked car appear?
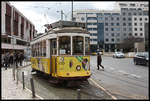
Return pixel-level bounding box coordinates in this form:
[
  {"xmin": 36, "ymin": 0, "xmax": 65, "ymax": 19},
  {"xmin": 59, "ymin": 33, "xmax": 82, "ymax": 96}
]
[
  {"xmin": 113, "ymin": 52, "xmax": 125, "ymax": 58},
  {"xmin": 133, "ymin": 52, "xmax": 149, "ymax": 66}
]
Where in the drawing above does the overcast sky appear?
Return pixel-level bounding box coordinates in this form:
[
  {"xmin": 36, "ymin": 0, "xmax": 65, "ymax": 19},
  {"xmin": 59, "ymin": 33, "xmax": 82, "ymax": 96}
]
[{"xmin": 9, "ymin": 1, "xmax": 119, "ymax": 33}]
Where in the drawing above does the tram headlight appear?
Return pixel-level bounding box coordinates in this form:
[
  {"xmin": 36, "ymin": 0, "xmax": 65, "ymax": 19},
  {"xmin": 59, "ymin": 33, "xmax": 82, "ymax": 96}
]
[{"xmin": 76, "ymin": 65, "xmax": 81, "ymax": 71}]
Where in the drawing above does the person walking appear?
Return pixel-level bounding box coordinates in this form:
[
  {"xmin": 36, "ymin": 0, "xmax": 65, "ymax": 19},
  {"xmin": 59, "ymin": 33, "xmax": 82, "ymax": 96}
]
[
  {"xmin": 19, "ymin": 52, "xmax": 24, "ymax": 66},
  {"xmin": 4, "ymin": 53, "xmax": 9, "ymax": 70},
  {"xmin": 9, "ymin": 52, "xmax": 14, "ymax": 68},
  {"xmin": 14, "ymin": 52, "xmax": 19, "ymax": 68},
  {"xmin": 97, "ymin": 52, "xmax": 104, "ymax": 70}
]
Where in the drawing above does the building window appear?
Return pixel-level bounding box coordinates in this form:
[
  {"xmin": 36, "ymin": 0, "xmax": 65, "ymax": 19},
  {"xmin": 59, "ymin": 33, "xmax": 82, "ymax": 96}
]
[
  {"xmin": 111, "ymin": 33, "xmax": 114, "ymax": 37},
  {"xmin": 111, "ymin": 38, "xmax": 114, "ymax": 42},
  {"xmin": 128, "ymin": 23, "xmax": 132, "ymax": 26},
  {"xmin": 140, "ymin": 33, "xmax": 143, "ymax": 36},
  {"xmin": 133, "ymin": 12, "xmax": 137, "ymax": 15},
  {"xmin": 135, "ymin": 33, "xmax": 137, "ymax": 36},
  {"xmin": 106, "ymin": 33, "xmax": 109, "ymax": 36},
  {"xmin": 145, "ymin": 18, "xmax": 148, "ymax": 21},
  {"xmin": 116, "ymin": 23, "xmax": 120, "ymax": 26},
  {"xmin": 139, "ymin": 12, "xmax": 142, "ymax": 16},
  {"xmin": 134, "ymin": 23, "xmax": 137, "ymax": 26},
  {"xmin": 117, "ymin": 17, "xmax": 119, "ymax": 20},
  {"xmin": 134, "ymin": 18, "xmax": 137, "ymax": 20},
  {"xmin": 105, "ymin": 17, "xmax": 108, "ymax": 20},
  {"xmin": 105, "ymin": 38, "xmax": 109, "ymax": 42},
  {"xmin": 140, "ymin": 23, "xmax": 142, "ymax": 26},
  {"xmin": 123, "ymin": 23, "xmax": 126, "ymax": 26},
  {"xmin": 140, "ymin": 28, "xmax": 143, "ymax": 31},
  {"xmin": 123, "ymin": 28, "xmax": 126, "ymax": 31},
  {"xmin": 128, "ymin": 12, "xmax": 131, "ymax": 16},
  {"xmin": 134, "ymin": 28, "xmax": 137, "ymax": 31},
  {"xmin": 122, "ymin": 12, "xmax": 126, "ymax": 16},
  {"xmin": 111, "ymin": 23, "xmax": 114, "ymax": 26},
  {"xmin": 124, "ymin": 33, "xmax": 126, "ymax": 36},
  {"xmin": 111, "ymin": 28, "xmax": 114, "ymax": 31},
  {"xmin": 117, "ymin": 33, "xmax": 120, "ymax": 36},
  {"xmin": 128, "ymin": 17, "xmax": 132, "ymax": 21},
  {"xmin": 111, "ymin": 17, "xmax": 114, "ymax": 20},
  {"xmin": 81, "ymin": 17, "xmax": 84, "ymax": 21},
  {"xmin": 123, "ymin": 17, "xmax": 126, "ymax": 21},
  {"xmin": 105, "ymin": 23, "xmax": 108, "ymax": 26},
  {"xmin": 129, "ymin": 33, "xmax": 132, "ymax": 36},
  {"xmin": 105, "ymin": 28, "xmax": 108, "ymax": 31},
  {"xmin": 117, "ymin": 38, "xmax": 120, "ymax": 42},
  {"xmin": 139, "ymin": 18, "xmax": 142, "ymax": 21},
  {"xmin": 129, "ymin": 28, "xmax": 132, "ymax": 31}
]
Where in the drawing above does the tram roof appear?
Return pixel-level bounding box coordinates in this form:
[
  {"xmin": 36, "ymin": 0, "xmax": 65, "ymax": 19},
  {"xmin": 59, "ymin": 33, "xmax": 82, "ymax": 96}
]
[{"xmin": 44, "ymin": 20, "xmax": 86, "ymax": 30}]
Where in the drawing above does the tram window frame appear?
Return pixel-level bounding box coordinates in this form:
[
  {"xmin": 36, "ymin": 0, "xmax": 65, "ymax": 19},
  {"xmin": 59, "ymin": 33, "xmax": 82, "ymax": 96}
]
[
  {"xmin": 51, "ymin": 39, "xmax": 57, "ymax": 55},
  {"xmin": 59, "ymin": 36, "xmax": 71, "ymax": 55},
  {"xmin": 43, "ymin": 40, "xmax": 46, "ymax": 57},
  {"xmin": 85, "ymin": 37, "xmax": 90, "ymax": 55},
  {"xmin": 73, "ymin": 36, "xmax": 84, "ymax": 55}
]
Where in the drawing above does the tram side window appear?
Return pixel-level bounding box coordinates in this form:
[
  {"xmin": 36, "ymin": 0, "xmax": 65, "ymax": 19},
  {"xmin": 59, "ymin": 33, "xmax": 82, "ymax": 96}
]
[
  {"xmin": 73, "ymin": 36, "xmax": 83, "ymax": 55},
  {"xmin": 43, "ymin": 40, "xmax": 46, "ymax": 56},
  {"xmin": 59, "ymin": 36, "xmax": 70, "ymax": 55},
  {"xmin": 51, "ymin": 39, "xmax": 57, "ymax": 55},
  {"xmin": 85, "ymin": 37, "xmax": 90, "ymax": 55}
]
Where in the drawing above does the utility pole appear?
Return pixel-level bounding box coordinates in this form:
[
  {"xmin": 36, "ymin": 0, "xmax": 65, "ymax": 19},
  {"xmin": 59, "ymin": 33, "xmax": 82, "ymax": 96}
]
[{"xmin": 71, "ymin": 1, "xmax": 73, "ymax": 21}]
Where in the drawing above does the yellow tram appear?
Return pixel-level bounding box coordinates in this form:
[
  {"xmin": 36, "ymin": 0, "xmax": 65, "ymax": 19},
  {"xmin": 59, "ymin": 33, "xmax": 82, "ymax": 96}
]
[{"xmin": 30, "ymin": 21, "xmax": 91, "ymax": 84}]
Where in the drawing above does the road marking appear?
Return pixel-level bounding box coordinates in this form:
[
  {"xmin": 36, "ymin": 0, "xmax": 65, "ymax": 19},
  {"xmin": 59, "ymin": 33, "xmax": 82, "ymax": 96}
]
[{"xmin": 89, "ymin": 78, "xmax": 117, "ymax": 100}]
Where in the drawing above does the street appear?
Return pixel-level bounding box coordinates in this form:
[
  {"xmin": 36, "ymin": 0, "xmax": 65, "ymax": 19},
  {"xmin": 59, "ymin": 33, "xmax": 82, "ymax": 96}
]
[
  {"xmin": 90, "ymin": 56, "xmax": 149, "ymax": 99},
  {"xmin": 6, "ymin": 55, "xmax": 149, "ymax": 99}
]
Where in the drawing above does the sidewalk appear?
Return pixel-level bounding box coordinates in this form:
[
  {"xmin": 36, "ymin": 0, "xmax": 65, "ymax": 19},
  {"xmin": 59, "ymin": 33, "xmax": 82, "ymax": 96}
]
[{"xmin": 1, "ymin": 67, "xmax": 39, "ymax": 100}]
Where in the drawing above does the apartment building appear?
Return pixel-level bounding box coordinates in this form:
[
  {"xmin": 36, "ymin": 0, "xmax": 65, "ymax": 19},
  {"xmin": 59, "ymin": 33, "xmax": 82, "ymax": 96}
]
[
  {"xmin": 73, "ymin": 9, "xmax": 121, "ymax": 52},
  {"xmin": 1, "ymin": 2, "xmax": 37, "ymax": 54}
]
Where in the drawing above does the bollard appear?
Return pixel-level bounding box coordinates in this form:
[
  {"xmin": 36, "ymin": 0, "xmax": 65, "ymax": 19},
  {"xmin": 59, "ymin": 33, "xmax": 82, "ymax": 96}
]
[
  {"xmin": 16, "ymin": 68, "xmax": 18, "ymax": 85},
  {"xmin": 77, "ymin": 89, "xmax": 81, "ymax": 100},
  {"xmin": 30, "ymin": 78, "xmax": 35, "ymax": 98},
  {"xmin": 22, "ymin": 72, "xmax": 25, "ymax": 89}
]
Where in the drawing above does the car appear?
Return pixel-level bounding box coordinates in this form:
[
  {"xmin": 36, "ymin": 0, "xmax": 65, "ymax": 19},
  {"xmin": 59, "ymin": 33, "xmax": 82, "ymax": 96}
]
[
  {"xmin": 113, "ymin": 52, "xmax": 125, "ymax": 58},
  {"xmin": 133, "ymin": 52, "xmax": 149, "ymax": 66}
]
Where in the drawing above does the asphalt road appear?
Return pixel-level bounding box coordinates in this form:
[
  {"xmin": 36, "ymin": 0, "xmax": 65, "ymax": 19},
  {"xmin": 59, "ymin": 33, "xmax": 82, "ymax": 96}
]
[{"xmin": 90, "ymin": 56, "xmax": 149, "ymax": 99}]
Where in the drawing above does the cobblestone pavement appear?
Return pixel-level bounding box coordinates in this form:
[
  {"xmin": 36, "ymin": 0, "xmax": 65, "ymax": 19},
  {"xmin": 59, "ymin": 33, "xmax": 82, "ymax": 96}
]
[{"xmin": 1, "ymin": 67, "xmax": 39, "ymax": 100}]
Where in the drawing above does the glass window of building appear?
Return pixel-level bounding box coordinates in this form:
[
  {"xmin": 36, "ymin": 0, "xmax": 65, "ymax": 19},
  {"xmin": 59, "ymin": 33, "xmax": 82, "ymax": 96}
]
[
  {"xmin": 123, "ymin": 23, "xmax": 126, "ymax": 26},
  {"xmin": 140, "ymin": 23, "xmax": 142, "ymax": 26},
  {"xmin": 134, "ymin": 18, "xmax": 137, "ymax": 20},
  {"xmin": 134, "ymin": 28, "xmax": 137, "ymax": 31},
  {"xmin": 129, "ymin": 28, "xmax": 132, "ymax": 31},
  {"xmin": 116, "ymin": 17, "xmax": 119, "ymax": 20},
  {"xmin": 140, "ymin": 28, "xmax": 143, "ymax": 31},
  {"xmin": 117, "ymin": 33, "xmax": 120, "ymax": 36},
  {"xmin": 117, "ymin": 38, "xmax": 120, "ymax": 42},
  {"xmin": 123, "ymin": 28, "xmax": 126, "ymax": 31},
  {"xmin": 104, "ymin": 13, "xmax": 111, "ymax": 15},
  {"xmin": 128, "ymin": 12, "xmax": 131, "ymax": 16},
  {"xmin": 123, "ymin": 17, "xmax": 126, "ymax": 21},
  {"xmin": 105, "ymin": 17, "xmax": 108, "ymax": 20},
  {"xmin": 128, "ymin": 17, "xmax": 132, "ymax": 21},
  {"xmin": 111, "ymin": 33, "xmax": 114, "ymax": 37},
  {"xmin": 130, "ymin": 4, "xmax": 135, "ymax": 6},
  {"xmin": 116, "ymin": 23, "xmax": 120, "ymax": 26},
  {"xmin": 139, "ymin": 12, "xmax": 142, "ymax": 16},
  {"xmin": 124, "ymin": 33, "xmax": 126, "ymax": 36},
  {"xmin": 105, "ymin": 23, "xmax": 108, "ymax": 26},
  {"xmin": 143, "ymin": 11, "xmax": 148, "ymax": 16},
  {"xmin": 135, "ymin": 33, "xmax": 137, "ymax": 36},
  {"xmin": 139, "ymin": 18, "xmax": 142, "ymax": 21},
  {"xmin": 111, "ymin": 17, "xmax": 114, "ymax": 20},
  {"xmin": 134, "ymin": 23, "xmax": 137, "ymax": 26},
  {"xmin": 73, "ymin": 36, "xmax": 83, "ymax": 55},
  {"xmin": 111, "ymin": 38, "xmax": 114, "ymax": 42},
  {"xmin": 106, "ymin": 33, "xmax": 109, "ymax": 36},
  {"xmin": 140, "ymin": 33, "xmax": 143, "ymax": 36},
  {"xmin": 129, "ymin": 33, "xmax": 132, "ymax": 36},
  {"xmin": 81, "ymin": 17, "xmax": 85, "ymax": 21},
  {"xmin": 145, "ymin": 18, "xmax": 148, "ymax": 21},
  {"xmin": 111, "ymin": 23, "xmax": 114, "ymax": 26},
  {"xmin": 122, "ymin": 12, "xmax": 126, "ymax": 16},
  {"xmin": 111, "ymin": 28, "xmax": 114, "ymax": 31},
  {"xmin": 105, "ymin": 28, "xmax": 108, "ymax": 31},
  {"xmin": 128, "ymin": 23, "xmax": 132, "ymax": 26},
  {"xmin": 98, "ymin": 17, "xmax": 103, "ymax": 20},
  {"xmin": 133, "ymin": 12, "xmax": 137, "ymax": 15},
  {"xmin": 105, "ymin": 38, "xmax": 109, "ymax": 42},
  {"xmin": 93, "ymin": 39, "xmax": 97, "ymax": 41}
]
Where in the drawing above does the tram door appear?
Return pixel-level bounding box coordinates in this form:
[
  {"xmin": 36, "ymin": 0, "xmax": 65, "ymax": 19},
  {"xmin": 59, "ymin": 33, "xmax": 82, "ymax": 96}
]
[{"xmin": 50, "ymin": 38, "xmax": 57, "ymax": 75}]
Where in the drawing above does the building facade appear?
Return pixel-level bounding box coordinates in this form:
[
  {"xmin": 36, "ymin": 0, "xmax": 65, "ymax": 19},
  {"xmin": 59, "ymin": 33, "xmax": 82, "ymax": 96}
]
[
  {"xmin": 73, "ymin": 9, "xmax": 122, "ymax": 52},
  {"xmin": 73, "ymin": 2, "xmax": 149, "ymax": 52},
  {"xmin": 1, "ymin": 2, "xmax": 37, "ymax": 54}
]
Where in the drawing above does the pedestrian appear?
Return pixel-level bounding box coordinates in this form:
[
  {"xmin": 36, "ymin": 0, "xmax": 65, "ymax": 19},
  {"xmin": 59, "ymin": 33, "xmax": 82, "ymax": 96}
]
[
  {"xmin": 9, "ymin": 52, "xmax": 14, "ymax": 68},
  {"xmin": 4, "ymin": 53, "xmax": 9, "ymax": 70},
  {"xmin": 14, "ymin": 52, "xmax": 19, "ymax": 68},
  {"xmin": 19, "ymin": 52, "xmax": 24, "ymax": 66},
  {"xmin": 97, "ymin": 52, "xmax": 104, "ymax": 70},
  {"xmin": 2, "ymin": 54, "xmax": 4, "ymax": 67}
]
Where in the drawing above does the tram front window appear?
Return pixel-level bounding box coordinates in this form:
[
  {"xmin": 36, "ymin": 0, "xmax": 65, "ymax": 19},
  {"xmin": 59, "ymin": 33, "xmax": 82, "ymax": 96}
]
[
  {"xmin": 59, "ymin": 36, "xmax": 71, "ymax": 55},
  {"xmin": 73, "ymin": 36, "xmax": 83, "ymax": 55}
]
